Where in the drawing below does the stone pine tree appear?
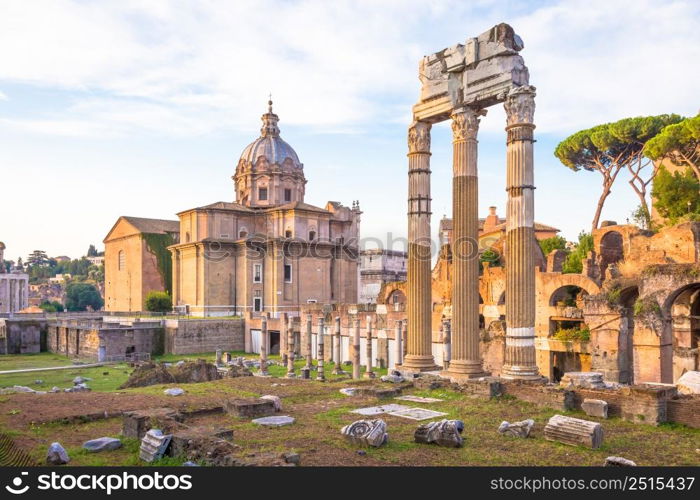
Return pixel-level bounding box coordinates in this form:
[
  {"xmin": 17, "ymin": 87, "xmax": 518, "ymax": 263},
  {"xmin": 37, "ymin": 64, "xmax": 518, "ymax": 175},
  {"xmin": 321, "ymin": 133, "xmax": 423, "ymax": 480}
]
[
  {"xmin": 644, "ymin": 114, "xmax": 700, "ymax": 182},
  {"xmin": 555, "ymin": 114, "xmax": 681, "ymax": 232}
]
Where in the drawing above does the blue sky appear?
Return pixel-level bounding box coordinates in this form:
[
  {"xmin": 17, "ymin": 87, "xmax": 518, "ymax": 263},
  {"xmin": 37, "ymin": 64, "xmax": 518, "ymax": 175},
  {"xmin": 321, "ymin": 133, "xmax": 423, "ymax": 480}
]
[{"xmin": 1, "ymin": 0, "xmax": 699, "ymax": 261}]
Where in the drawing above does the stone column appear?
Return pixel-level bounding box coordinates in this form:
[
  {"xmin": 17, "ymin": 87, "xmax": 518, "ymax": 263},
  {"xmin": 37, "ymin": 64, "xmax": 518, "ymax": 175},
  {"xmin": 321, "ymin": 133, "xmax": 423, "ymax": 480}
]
[
  {"xmin": 403, "ymin": 121, "xmax": 438, "ymax": 372},
  {"xmin": 316, "ymin": 317, "xmax": 325, "ymax": 381},
  {"xmin": 280, "ymin": 313, "xmax": 288, "ymax": 366},
  {"xmin": 364, "ymin": 315, "xmax": 375, "ymax": 378},
  {"xmin": 502, "ymin": 85, "xmax": 540, "ymax": 380},
  {"xmin": 333, "ymin": 316, "xmax": 343, "ymax": 375},
  {"xmin": 448, "ymin": 106, "xmax": 486, "ymax": 379},
  {"xmin": 394, "ymin": 320, "xmax": 403, "ymax": 368},
  {"xmin": 304, "ymin": 313, "xmax": 313, "ymax": 370},
  {"xmin": 352, "ymin": 317, "xmax": 361, "ymax": 379},
  {"xmin": 260, "ymin": 313, "xmax": 269, "ymax": 376},
  {"xmin": 215, "ymin": 349, "xmax": 222, "ymax": 366},
  {"xmin": 442, "ymin": 319, "xmax": 451, "ymax": 370},
  {"xmin": 286, "ymin": 315, "xmax": 296, "ymax": 378}
]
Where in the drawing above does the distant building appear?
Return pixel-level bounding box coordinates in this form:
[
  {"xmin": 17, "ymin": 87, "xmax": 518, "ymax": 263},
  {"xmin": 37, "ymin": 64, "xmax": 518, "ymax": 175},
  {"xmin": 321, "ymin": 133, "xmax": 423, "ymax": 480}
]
[
  {"xmin": 48, "ymin": 273, "xmax": 71, "ymax": 284},
  {"xmin": 103, "ymin": 216, "xmax": 180, "ymax": 312},
  {"xmin": 360, "ymin": 249, "xmax": 407, "ymax": 304},
  {"xmin": 0, "ymin": 242, "xmax": 29, "ymax": 314},
  {"xmin": 86, "ymin": 255, "xmax": 105, "ymax": 266},
  {"xmin": 54, "ymin": 255, "xmax": 71, "ymax": 263}
]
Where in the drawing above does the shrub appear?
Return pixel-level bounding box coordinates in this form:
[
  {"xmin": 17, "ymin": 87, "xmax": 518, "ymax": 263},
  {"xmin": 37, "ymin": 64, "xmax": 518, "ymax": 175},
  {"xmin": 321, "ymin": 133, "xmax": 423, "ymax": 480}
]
[
  {"xmin": 145, "ymin": 291, "xmax": 172, "ymax": 313},
  {"xmin": 552, "ymin": 326, "xmax": 590, "ymax": 342}
]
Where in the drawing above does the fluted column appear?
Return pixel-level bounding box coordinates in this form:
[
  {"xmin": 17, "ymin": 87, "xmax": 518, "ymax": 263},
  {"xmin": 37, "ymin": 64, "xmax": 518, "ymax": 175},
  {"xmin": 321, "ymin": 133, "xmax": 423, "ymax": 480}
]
[
  {"xmin": 403, "ymin": 120, "xmax": 438, "ymax": 371},
  {"xmin": 502, "ymin": 85, "xmax": 540, "ymax": 380},
  {"xmin": 448, "ymin": 107, "xmax": 486, "ymax": 379}
]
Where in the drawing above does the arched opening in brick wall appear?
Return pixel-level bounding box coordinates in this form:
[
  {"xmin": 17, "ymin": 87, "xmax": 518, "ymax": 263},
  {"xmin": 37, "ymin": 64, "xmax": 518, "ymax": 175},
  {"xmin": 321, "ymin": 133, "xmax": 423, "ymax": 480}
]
[
  {"xmin": 600, "ymin": 230, "xmax": 623, "ymax": 277},
  {"xmin": 664, "ymin": 283, "xmax": 700, "ymax": 382}
]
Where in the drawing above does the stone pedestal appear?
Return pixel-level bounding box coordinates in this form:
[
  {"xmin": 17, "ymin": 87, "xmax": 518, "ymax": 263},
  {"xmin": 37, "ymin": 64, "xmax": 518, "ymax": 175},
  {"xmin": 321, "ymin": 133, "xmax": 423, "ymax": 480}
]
[
  {"xmin": 543, "ymin": 414, "xmax": 603, "ymax": 449},
  {"xmin": 403, "ymin": 120, "xmax": 438, "ymax": 372},
  {"xmin": 501, "ymin": 86, "xmax": 540, "ymax": 380}
]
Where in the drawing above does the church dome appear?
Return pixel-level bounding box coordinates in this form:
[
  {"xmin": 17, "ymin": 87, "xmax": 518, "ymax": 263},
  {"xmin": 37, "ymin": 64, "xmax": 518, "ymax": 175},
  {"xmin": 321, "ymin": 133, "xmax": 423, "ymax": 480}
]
[
  {"xmin": 233, "ymin": 99, "xmax": 307, "ymax": 207},
  {"xmin": 238, "ymin": 101, "xmax": 302, "ymax": 168}
]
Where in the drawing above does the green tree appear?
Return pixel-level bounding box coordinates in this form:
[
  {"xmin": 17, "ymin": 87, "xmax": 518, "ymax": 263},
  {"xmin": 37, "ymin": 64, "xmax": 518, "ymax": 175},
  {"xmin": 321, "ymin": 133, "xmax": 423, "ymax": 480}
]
[
  {"xmin": 144, "ymin": 291, "xmax": 172, "ymax": 313},
  {"xmin": 651, "ymin": 166, "xmax": 700, "ymax": 225},
  {"xmin": 27, "ymin": 250, "xmax": 50, "ymax": 267},
  {"xmin": 645, "ymin": 114, "xmax": 700, "ymax": 182},
  {"xmin": 65, "ymin": 282, "xmax": 103, "ymax": 311},
  {"xmin": 562, "ymin": 232, "xmax": 594, "ymax": 274},
  {"xmin": 555, "ymin": 115, "xmax": 682, "ymax": 232},
  {"xmin": 538, "ymin": 235, "xmax": 567, "ymax": 257},
  {"xmin": 87, "ymin": 244, "xmax": 98, "ymax": 257}
]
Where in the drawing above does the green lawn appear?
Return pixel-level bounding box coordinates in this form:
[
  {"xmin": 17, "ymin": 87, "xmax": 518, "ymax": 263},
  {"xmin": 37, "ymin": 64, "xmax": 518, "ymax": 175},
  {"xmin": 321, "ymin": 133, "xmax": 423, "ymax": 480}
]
[
  {"xmin": 0, "ymin": 352, "xmax": 86, "ymax": 371},
  {"xmin": 0, "ymin": 363, "xmax": 133, "ymax": 392}
]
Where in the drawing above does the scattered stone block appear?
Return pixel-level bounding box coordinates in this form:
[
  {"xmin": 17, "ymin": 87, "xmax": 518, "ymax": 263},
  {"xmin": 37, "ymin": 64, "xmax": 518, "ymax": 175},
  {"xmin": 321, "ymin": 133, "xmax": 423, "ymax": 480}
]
[
  {"xmin": 582, "ymin": 398, "xmax": 609, "ymax": 418},
  {"xmin": 82, "ymin": 437, "xmax": 122, "ymax": 453},
  {"xmin": 414, "ymin": 419, "xmax": 464, "ymax": 447},
  {"xmin": 227, "ymin": 365, "xmax": 252, "ymax": 378},
  {"xmin": 49, "ymin": 387, "xmax": 60, "ymax": 393},
  {"xmin": 260, "ymin": 395, "xmax": 282, "ymax": 411},
  {"xmin": 283, "ymin": 452, "xmax": 300, "ymax": 464},
  {"xmin": 339, "ymin": 388, "xmax": 358, "ymax": 396},
  {"xmin": 46, "ymin": 442, "xmax": 70, "ymax": 465},
  {"xmin": 182, "ymin": 461, "xmax": 200, "ymax": 466},
  {"xmin": 122, "ymin": 407, "xmax": 182, "ymax": 440},
  {"xmin": 355, "ymin": 387, "xmax": 402, "ymax": 398},
  {"xmin": 498, "ymin": 419, "xmax": 534, "ymax": 438},
  {"xmin": 34, "ymin": 379, "xmax": 44, "ymax": 385},
  {"xmin": 351, "ymin": 404, "xmax": 410, "ymax": 416},
  {"xmin": 300, "ymin": 368, "xmax": 310, "ymax": 379},
  {"xmin": 139, "ymin": 429, "xmax": 172, "ymax": 462},
  {"xmin": 396, "ymin": 395, "xmax": 443, "ymax": 403},
  {"xmin": 605, "ymin": 456, "xmax": 637, "ymax": 467},
  {"xmin": 389, "ymin": 407, "xmax": 448, "ymax": 421},
  {"xmin": 677, "ymin": 371, "xmax": 700, "ymax": 395},
  {"xmin": 381, "ymin": 370, "xmax": 405, "ymax": 383},
  {"xmin": 164, "ymin": 388, "xmax": 185, "ymax": 396},
  {"xmin": 560, "ymin": 372, "xmax": 606, "ymax": 389},
  {"xmin": 544, "ymin": 414, "xmax": 603, "ymax": 449},
  {"xmin": 225, "ymin": 398, "xmax": 276, "ymax": 418},
  {"xmin": 413, "ymin": 375, "xmax": 451, "ymax": 390},
  {"xmin": 252, "ymin": 415, "xmax": 295, "ymax": 427},
  {"xmin": 341, "ymin": 419, "xmax": 388, "ymax": 447}
]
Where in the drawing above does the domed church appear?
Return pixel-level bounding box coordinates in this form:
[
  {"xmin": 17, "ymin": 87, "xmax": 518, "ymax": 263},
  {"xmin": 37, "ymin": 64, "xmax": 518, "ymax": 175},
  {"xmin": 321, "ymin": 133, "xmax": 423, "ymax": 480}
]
[{"xmin": 165, "ymin": 100, "xmax": 361, "ymax": 315}]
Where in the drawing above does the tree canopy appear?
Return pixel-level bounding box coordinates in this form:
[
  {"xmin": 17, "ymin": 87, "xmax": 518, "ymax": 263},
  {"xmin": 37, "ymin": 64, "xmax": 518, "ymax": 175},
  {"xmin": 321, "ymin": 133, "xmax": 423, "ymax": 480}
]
[
  {"xmin": 651, "ymin": 166, "xmax": 700, "ymax": 224},
  {"xmin": 555, "ymin": 114, "xmax": 682, "ymax": 231},
  {"xmin": 65, "ymin": 282, "xmax": 103, "ymax": 311},
  {"xmin": 644, "ymin": 114, "xmax": 700, "ymax": 182},
  {"xmin": 145, "ymin": 291, "xmax": 172, "ymax": 313},
  {"xmin": 562, "ymin": 232, "xmax": 594, "ymax": 274},
  {"xmin": 538, "ymin": 235, "xmax": 567, "ymax": 257}
]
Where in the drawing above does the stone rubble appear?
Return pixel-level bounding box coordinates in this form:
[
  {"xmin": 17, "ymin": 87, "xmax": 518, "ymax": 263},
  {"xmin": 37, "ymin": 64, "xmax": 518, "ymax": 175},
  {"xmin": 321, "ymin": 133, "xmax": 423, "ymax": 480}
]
[
  {"xmin": 560, "ymin": 372, "xmax": 606, "ymax": 389},
  {"xmin": 164, "ymin": 388, "xmax": 185, "ymax": 396},
  {"xmin": 581, "ymin": 398, "xmax": 608, "ymax": 418},
  {"xmin": 605, "ymin": 456, "xmax": 637, "ymax": 467},
  {"xmin": 676, "ymin": 371, "xmax": 700, "ymax": 395},
  {"xmin": 139, "ymin": 429, "xmax": 173, "ymax": 462},
  {"xmin": 46, "ymin": 442, "xmax": 70, "ymax": 465},
  {"xmin": 498, "ymin": 419, "xmax": 535, "ymax": 438},
  {"xmin": 82, "ymin": 437, "xmax": 123, "ymax": 453},
  {"xmin": 260, "ymin": 395, "xmax": 282, "ymax": 411},
  {"xmin": 252, "ymin": 416, "xmax": 295, "ymax": 427},
  {"xmin": 380, "ymin": 370, "xmax": 405, "ymax": 384}
]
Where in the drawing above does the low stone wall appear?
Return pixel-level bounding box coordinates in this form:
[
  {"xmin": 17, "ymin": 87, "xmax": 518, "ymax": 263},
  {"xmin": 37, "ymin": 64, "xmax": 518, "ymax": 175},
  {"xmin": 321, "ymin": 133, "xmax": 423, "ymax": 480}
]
[
  {"xmin": 165, "ymin": 319, "xmax": 244, "ymax": 355},
  {"xmin": 573, "ymin": 385, "xmax": 675, "ymax": 426},
  {"xmin": 666, "ymin": 396, "xmax": 700, "ymax": 428},
  {"xmin": 0, "ymin": 319, "xmax": 47, "ymax": 354},
  {"xmin": 500, "ymin": 381, "xmax": 574, "ymax": 411}
]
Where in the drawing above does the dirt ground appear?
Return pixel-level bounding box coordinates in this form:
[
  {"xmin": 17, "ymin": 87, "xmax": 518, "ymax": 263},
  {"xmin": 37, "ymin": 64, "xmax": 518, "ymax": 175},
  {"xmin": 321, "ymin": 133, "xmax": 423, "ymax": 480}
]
[{"xmin": 0, "ymin": 375, "xmax": 698, "ymax": 467}]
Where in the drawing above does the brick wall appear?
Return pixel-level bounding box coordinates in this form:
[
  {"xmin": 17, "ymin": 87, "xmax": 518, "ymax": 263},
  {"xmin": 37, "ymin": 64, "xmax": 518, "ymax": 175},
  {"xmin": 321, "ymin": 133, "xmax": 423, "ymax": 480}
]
[
  {"xmin": 666, "ymin": 397, "xmax": 700, "ymax": 428},
  {"xmin": 165, "ymin": 319, "xmax": 244, "ymax": 354},
  {"xmin": 572, "ymin": 385, "xmax": 676, "ymax": 425},
  {"xmin": 500, "ymin": 381, "xmax": 574, "ymax": 411}
]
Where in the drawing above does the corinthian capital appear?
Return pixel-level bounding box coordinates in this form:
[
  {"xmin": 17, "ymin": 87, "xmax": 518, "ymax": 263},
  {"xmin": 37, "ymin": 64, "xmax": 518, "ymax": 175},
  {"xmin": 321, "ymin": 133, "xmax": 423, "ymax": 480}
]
[
  {"xmin": 408, "ymin": 121, "xmax": 431, "ymax": 154},
  {"xmin": 451, "ymin": 107, "xmax": 483, "ymax": 142},
  {"xmin": 504, "ymin": 85, "xmax": 536, "ymax": 126}
]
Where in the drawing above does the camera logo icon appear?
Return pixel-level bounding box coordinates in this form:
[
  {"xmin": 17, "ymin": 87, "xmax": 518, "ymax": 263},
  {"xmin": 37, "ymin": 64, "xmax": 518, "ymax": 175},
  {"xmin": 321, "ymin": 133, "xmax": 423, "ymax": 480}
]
[{"xmin": 5, "ymin": 472, "xmax": 29, "ymax": 495}]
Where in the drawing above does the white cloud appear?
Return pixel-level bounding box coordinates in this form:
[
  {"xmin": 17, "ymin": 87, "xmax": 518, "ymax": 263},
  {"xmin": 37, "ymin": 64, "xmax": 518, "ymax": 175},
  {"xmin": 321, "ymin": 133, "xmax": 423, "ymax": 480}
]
[
  {"xmin": 0, "ymin": 90, "xmax": 7, "ymax": 101},
  {"xmin": 0, "ymin": 0, "xmax": 697, "ymax": 138}
]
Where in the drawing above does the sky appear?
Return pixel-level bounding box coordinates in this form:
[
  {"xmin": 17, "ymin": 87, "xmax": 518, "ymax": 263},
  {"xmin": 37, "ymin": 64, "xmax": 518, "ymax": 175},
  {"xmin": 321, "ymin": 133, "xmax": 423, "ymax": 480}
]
[{"xmin": 0, "ymin": 0, "xmax": 699, "ymax": 261}]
